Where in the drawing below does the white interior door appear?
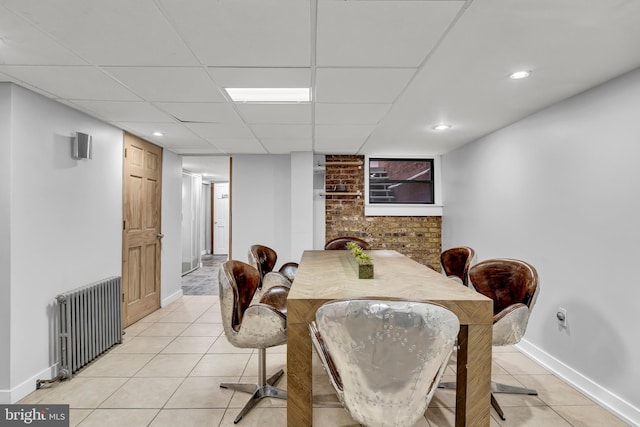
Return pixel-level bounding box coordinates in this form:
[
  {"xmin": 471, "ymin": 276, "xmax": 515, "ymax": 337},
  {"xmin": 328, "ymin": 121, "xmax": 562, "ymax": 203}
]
[{"xmin": 213, "ymin": 182, "xmax": 229, "ymax": 255}]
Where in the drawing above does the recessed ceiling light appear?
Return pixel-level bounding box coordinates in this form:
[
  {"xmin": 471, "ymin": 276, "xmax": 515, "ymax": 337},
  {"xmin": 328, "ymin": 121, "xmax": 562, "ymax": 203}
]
[
  {"xmin": 509, "ymin": 70, "xmax": 532, "ymax": 80},
  {"xmin": 152, "ymin": 131, "xmax": 164, "ymax": 137},
  {"xmin": 432, "ymin": 123, "xmax": 451, "ymax": 131},
  {"xmin": 225, "ymin": 88, "xmax": 311, "ymax": 103}
]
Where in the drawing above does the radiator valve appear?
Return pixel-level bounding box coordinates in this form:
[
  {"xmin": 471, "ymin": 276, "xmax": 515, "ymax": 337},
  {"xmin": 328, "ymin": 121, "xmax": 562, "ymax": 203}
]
[{"xmin": 36, "ymin": 370, "xmax": 69, "ymax": 389}]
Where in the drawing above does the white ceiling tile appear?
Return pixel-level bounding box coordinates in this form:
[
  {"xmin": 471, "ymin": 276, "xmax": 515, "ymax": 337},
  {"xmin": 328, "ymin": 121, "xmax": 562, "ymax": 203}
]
[
  {"xmin": 250, "ymin": 124, "xmax": 311, "ymax": 139},
  {"xmin": 236, "ymin": 104, "xmax": 311, "ymax": 124},
  {"xmin": 0, "ymin": 8, "xmax": 84, "ymax": 65},
  {"xmin": 315, "ymin": 68, "xmax": 416, "ymax": 103},
  {"xmin": 71, "ymin": 101, "xmax": 175, "ymax": 122},
  {"xmin": 155, "ymin": 102, "xmax": 243, "ymax": 124},
  {"xmin": 261, "ymin": 138, "xmax": 312, "ymax": 154},
  {"xmin": 314, "ymin": 125, "xmax": 376, "ymax": 154},
  {"xmin": 184, "ymin": 122, "xmax": 254, "ymax": 139},
  {"xmin": 0, "ymin": 66, "xmax": 139, "ymax": 100},
  {"xmin": 316, "ymin": 0, "xmax": 463, "ymax": 67},
  {"xmin": 315, "ymin": 103, "xmax": 391, "ymax": 125},
  {"xmin": 104, "ymin": 67, "xmax": 226, "ymax": 102},
  {"xmin": 314, "ymin": 139, "xmax": 366, "ymax": 155},
  {"xmin": 163, "ymin": 139, "xmax": 214, "ymax": 150},
  {"xmin": 205, "ymin": 138, "xmax": 267, "ymax": 154},
  {"xmin": 208, "ymin": 68, "xmax": 311, "ymax": 88},
  {"xmin": 176, "ymin": 148, "xmax": 226, "ymax": 155},
  {"xmin": 158, "ymin": 0, "xmax": 311, "ymax": 67},
  {"xmin": 115, "ymin": 122, "xmax": 203, "ymax": 146},
  {"xmin": 0, "ymin": 74, "xmax": 59, "ymax": 99},
  {"xmin": 1, "ymin": 0, "xmax": 198, "ymax": 66},
  {"xmin": 316, "ymin": 125, "xmax": 376, "ymax": 142}
]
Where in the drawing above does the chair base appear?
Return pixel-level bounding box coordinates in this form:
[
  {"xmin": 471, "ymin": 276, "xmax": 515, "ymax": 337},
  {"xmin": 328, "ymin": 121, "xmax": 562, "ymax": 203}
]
[
  {"xmin": 490, "ymin": 393, "xmax": 505, "ymax": 420},
  {"xmin": 221, "ymin": 369, "xmax": 287, "ymax": 424},
  {"xmin": 312, "ymin": 393, "xmax": 342, "ymax": 408},
  {"xmin": 492, "ymin": 381, "xmax": 538, "ymax": 395},
  {"xmin": 438, "ymin": 381, "xmax": 455, "ymax": 389},
  {"xmin": 438, "ymin": 380, "xmax": 537, "ymax": 421},
  {"xmin": 491, "ymin": 381, "xmax": 537, "ymax": 420}
]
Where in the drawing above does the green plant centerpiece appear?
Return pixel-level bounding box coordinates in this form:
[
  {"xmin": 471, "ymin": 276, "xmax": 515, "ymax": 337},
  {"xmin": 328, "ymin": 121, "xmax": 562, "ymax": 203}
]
[{"xmin": 346, "ymin": 242, "xmax": 374, "ymax": 279}]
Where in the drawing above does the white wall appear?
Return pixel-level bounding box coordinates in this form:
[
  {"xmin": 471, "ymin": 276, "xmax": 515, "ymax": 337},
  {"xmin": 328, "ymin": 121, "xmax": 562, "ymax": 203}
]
[
  {"xmin": 313, "ymin": 154, "xmax": 326, "ymax": 249},
  {"xmin": 1, "ymin": 84, "xmax": 124, "ymax": 403},
  {"xmin": 161, "ymin": 149, "xmax": 183, "ymax": 307},
  {"xmin": 290, "ymin": 152, "xmax": 314, "ymax": 260},
  {"xmin": 231, "ymin": 155, "xmax": 293, "ymax": 265},
  {"xmin": 442, "ymin": 68, "xmax": 640, "ymax": 424},
  {"xmin": 0, "ymin": 85, "xmax": 12, "ymax": 392}
]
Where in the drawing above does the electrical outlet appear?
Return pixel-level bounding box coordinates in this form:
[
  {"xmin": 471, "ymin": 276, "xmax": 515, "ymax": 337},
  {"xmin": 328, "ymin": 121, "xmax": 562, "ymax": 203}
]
[{"xmin": 557, "ymin": 307, "xmax": 567, "ymax": 327}]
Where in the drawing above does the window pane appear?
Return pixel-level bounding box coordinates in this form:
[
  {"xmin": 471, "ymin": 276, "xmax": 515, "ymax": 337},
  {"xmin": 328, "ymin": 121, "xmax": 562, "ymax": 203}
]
[
  {"xmin": 369, "ymin": 158, "xmax": 434, "ymax": 204},
  {"xmin": 371, "ymin": 159, "xmax": 432, "ymax": 181},
  {"xmin": 370, "ymin": 181, "xmax": 434, "ymax": 204}
]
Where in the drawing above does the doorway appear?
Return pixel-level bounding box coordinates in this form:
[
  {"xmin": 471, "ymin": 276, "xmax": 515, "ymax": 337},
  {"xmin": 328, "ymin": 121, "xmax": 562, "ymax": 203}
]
[
  {"xmin": 181, "ymin": 156, "xmax": 231, "ymax": 270},
  {"xmin": 213, "ymin": 182, "xmax": 230, "ymax": 255},
  {"xmin": 181, "ymin": 171, "xmax": 202, "ymax": 275}
]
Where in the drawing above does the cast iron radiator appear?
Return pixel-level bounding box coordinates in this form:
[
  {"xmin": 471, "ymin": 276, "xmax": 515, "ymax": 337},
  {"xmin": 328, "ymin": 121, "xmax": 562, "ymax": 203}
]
[{"xmin": 56, "ymin": 276, "xmax": 123, "ymax": 378}]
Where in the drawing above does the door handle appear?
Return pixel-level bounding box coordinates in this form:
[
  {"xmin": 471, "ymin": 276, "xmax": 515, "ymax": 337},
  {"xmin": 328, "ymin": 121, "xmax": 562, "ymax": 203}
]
[{"xmin": 157, "ymin": 233, "xmax": 164, "ymax": 239}]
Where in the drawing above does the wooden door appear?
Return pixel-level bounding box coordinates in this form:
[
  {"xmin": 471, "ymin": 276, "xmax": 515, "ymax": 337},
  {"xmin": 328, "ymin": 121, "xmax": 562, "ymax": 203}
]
[{"xmin": 122, "ymin": 132, "xmax": 162, "ymax": 327}]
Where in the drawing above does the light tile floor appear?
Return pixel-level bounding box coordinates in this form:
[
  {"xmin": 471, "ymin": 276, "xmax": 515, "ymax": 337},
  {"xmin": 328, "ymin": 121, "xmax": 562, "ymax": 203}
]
[{"xmin": 20, "ymin": 295, "xmax": 630, "ymax": 427}]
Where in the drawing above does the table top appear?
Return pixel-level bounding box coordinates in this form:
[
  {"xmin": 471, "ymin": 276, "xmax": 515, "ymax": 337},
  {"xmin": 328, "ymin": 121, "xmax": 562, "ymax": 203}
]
[{"xmin": 288, "ymin": 250, "xmax": 493, "ymax": 325}]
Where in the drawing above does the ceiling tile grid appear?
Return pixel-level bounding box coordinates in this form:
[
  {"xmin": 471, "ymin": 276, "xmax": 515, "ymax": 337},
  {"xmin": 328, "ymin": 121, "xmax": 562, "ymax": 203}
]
[{"xmin": 2, "ymin": 0, "xmax": 640, "ymax": 160}]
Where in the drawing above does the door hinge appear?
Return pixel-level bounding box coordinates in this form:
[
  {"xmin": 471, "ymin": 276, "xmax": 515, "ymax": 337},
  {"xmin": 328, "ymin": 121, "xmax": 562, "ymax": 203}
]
[
  {"xmin": 122, "ymin": 293, "xmax": 125, "ymax": 302},
  {"xmin": 123, "ymin": 220, "xmax": 126, "ymax": 230},
  {"xmin": 124, "ymin": 148, "xmax": 127, "ymax": 157}
]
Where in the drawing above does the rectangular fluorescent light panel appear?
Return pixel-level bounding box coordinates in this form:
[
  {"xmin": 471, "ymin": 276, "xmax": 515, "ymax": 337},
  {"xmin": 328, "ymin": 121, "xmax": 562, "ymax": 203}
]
[{"xmin": 225, "ymin": 88, "xmax": 310, "ymax": 103}]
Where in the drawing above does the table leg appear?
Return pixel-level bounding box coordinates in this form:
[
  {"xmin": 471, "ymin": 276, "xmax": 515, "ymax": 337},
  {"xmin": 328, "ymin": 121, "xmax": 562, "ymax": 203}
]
[
  {"xmin": 287, "ymin": 320, "xmax": 313, "ymax": 427},
  {"xmin": 455, "ymin": 324, "xmax": 492, "ymax": 427}
]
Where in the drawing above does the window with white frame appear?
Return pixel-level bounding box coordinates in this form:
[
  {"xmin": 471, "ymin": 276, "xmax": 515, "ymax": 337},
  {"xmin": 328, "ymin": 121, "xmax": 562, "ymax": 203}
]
[
  {"xmin": 368, "ymin": 158, "xmax": 434, "ymax": 204},
  {"xmin": 365, "ymin": 156, "xmax": 442, "ymax": 217}
]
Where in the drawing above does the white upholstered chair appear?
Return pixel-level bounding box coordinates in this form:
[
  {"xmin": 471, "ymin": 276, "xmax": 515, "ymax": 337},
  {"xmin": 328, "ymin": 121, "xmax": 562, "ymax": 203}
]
[{"xmin": 309, "ymin": 299, "xmax": 460, "ymax": 427}]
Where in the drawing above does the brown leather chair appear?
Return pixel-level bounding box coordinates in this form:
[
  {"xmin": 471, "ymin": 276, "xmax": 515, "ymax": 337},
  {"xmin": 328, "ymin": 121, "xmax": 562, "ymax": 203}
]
[
  {"xmin": 218, "ymin": 260, "xmax": 289, "ymax": 423},
  {"xmin": 440, "ymin": 258, "xmax": 540, "ymax": 420},
  {"xmin": 248, "ymin": 244, "xmax": 298, "ymax": 288},
  {"xmin": 440, "ymin": 246, "xmax": 476, "ymax": 286},
  {"xmin": 324, "ymin": 236, "xmax": 371, "ymax": 250},
  {"xmin": 278, "ymin": 262, "xmax": 298, "ymax": 282}
]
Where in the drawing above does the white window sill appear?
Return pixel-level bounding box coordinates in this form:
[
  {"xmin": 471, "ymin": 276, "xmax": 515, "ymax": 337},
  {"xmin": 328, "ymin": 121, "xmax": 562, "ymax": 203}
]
[{"xmin": 364, "ymin": 204, "xmax": 443, "ymax": 217}]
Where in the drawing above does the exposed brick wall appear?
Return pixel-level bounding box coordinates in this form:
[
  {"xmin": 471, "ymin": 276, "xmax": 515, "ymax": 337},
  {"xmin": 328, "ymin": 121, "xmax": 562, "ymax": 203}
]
[{"xmin": 324, "ymin": 155, "xmax": 442, "ymax": 270}]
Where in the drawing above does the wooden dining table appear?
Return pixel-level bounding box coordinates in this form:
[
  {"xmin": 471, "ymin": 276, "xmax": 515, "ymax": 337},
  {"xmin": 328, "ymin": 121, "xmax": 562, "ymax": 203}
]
[{"xmin": 286, "ymin": 249, "xmax": 494, "ymax": 427}]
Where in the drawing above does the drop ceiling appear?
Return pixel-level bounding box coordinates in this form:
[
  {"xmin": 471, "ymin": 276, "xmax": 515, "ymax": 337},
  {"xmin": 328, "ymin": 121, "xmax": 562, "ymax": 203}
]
[{"xmin": 1, "ymin": 0, "xmax": 639, "ymax": 161}]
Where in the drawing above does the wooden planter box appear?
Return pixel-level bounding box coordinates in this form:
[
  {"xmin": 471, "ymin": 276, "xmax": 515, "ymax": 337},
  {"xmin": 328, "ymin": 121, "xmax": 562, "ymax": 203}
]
[{"xmin": 348, "ymin": 255, "xmax": 374, "ymax": 279}]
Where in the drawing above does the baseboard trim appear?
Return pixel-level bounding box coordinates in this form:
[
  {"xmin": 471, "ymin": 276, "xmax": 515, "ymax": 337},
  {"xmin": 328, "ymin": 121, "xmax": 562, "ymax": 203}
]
[
  {"xmin": 0, "ymin": 365, "xmax": 57, "ymax": 404},
  {"xmin": 517, "ymin": 339, "xmax": 640, "ymax": 426},
  {"xmin": 161, "ymin": 288, "xmax": 183, "ymax": 307}
]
